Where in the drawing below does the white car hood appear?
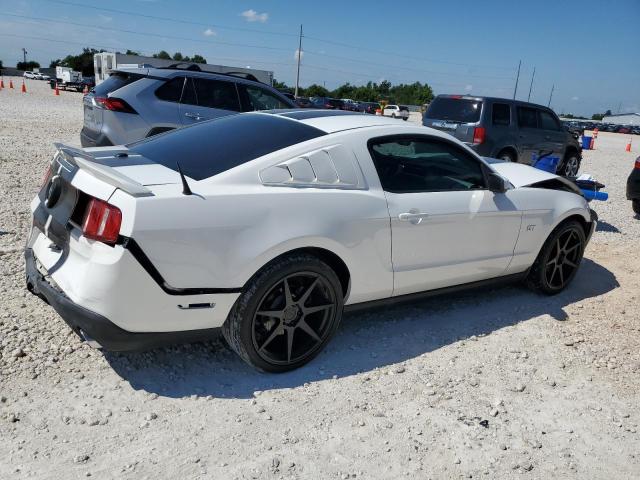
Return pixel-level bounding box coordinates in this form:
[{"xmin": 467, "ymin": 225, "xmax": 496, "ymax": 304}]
[{"xmin": 490, "ymin": 162, "xmax": 558, "ymax": 188}]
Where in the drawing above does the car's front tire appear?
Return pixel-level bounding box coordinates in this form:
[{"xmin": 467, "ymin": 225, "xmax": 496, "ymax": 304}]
[
  {"xmin": 526, "ymin": 220, "xmax": 586, "ymax": 295},
  {"xmin": 222, "ymin": 254, "xmax": 343, "ymax": 372}
]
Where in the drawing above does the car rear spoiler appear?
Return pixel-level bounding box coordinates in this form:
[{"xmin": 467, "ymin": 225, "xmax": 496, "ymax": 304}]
[{"xmin": 53, "ymin": 143, "xmax": 154, "ymax": 197}]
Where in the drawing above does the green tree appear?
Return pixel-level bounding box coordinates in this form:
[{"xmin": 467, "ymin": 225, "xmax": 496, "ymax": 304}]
[
  {"xmin": 172, "ymin": 52, "xmax": 184, "ymax": 61},
  {"xmin": 17, "ymin": 60, "xmax": 41, "ymax": 71},
  {"xmin": 153, "ymin": 50, "xmax": 171, "ymax": 60},
  {"xmin": 190, "ymin": 54, "xmax": 207, "ymax": 64},
  {"xmin": 304, "ymin": 84, "xmax": 330, "ymax": 98},
  {"xmin": 125, "ymin": 49, "xmax": 140, "ymax": 56},
  {"xmin": 50, "ymin": 48, "xmax": 102, "ymax": 76}
]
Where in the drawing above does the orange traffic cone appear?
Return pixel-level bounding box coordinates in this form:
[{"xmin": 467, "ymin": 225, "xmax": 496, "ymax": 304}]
[
  {"xmin": 590, "ymin": 138, "xmax": 595, "ymax": 150},
  {"xmin": 21, "ymin": 81, "xmax": 27, "ymax": 93},
  {"xmin": 54, "ymin": 85, "xmax": 60, "ymax": 96},
  {"xmin": 9, "ymin": 79, "xmax": 14, "ymax": 89},
  {"xmin": 626, "ymin": 139, "xmax": 632, "ymax": 152},
  {"xmin": 0, "ymin": 78, "xmax": 3, "ymax": 89}
]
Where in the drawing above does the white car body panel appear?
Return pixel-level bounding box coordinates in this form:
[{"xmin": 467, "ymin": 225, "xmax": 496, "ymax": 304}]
[{"xmin": 28, "ymin": 113, "xmax": 594, "ymax": 341}]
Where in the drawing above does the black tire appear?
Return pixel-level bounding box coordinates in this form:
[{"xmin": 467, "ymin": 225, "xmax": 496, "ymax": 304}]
[
  {"xmin": 497, "ymin": 149, "xmax": 516, "ymax": 162},
  {"xmin": 526, "ymin": 220, "xmax": 586, "ymax": 295},
  {"xmin": 402, "ymin": 117, "xmax": 408, "ymax": 121},
  {"xmin": 222, "ymin": 254, "xmax": 343, "ymax": 372},
  {"xmin": 559, "ymin": 154, "xmax": 581, "ymax": 177},
  {"xmin": 633, "ymin": 199, "xmax": 640, "ymax": 215}
]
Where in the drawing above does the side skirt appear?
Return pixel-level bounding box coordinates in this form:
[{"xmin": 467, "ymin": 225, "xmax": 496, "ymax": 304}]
[{"xmin": 343, "ymin": 272, "xmax": 527, "ymax": 313}]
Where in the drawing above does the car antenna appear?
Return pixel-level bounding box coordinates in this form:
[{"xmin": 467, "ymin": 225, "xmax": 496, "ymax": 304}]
[{"xmin": 176, "ymin": 162, "xmax": 193, "ymax": 195}]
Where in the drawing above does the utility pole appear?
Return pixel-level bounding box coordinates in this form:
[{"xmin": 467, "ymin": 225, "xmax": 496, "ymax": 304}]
[
  {"xmin": 294, "ymin": 24, "xmax": 303, "ymax": 98},
  {"xmin": 547, "ymin": 84, "xmax": 554, "ymax": 107},
  {"xmin": 21, "ymin": 47, "xmax": 27, "ymax": 67},
  {"xmin": 513, "ymin": 60, "xmax": 521, "ymax": 100},
  {"xmin": 527, "ymin": 67, "xmax": 536, "ymax": 102}
]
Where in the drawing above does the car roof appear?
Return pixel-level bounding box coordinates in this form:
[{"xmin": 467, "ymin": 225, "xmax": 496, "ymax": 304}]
[
  {"xmin": 434, "ymin": 94, "xmax": 555, "ymax": 111},
  {"xmin": 115, "ymin": 66, "xmax": 269, "ymax": 86},
  {"xmin": 264, "ymin": 109, "xmax": 404, "ymax": 133}
]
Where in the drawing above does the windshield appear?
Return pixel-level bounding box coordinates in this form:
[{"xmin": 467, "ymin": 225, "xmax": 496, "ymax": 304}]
[{"xmin": 426, "ymin": 97, "xmax": 483, "ymax": 123}]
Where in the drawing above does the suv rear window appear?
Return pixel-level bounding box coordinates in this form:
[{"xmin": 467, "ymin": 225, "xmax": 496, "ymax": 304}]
[
  {"xmin": 128, "ymin": 113, "xmax": 326, "ymax": 180},
  {"xmin": 155, "ymin": 77, "xmax": 185, "ymax": 103},
  {"xmin": 426, "ymin": 97, "xmax": 482, "ymax": 123},
  {"xmin": 93, "ymin": 72, "xmax": 141, "ymax": 96}
]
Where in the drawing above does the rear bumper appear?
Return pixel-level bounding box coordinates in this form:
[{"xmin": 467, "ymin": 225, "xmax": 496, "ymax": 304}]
[
  {"xmin": 25, "ymin": 248, "xmax": 219, "ymax": 351},
  {"xmin": 80, "ymin": 127, "xmax": 113, "ymax": 148}
]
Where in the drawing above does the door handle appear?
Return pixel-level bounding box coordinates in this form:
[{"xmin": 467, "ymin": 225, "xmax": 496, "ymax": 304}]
[
  {"xmin": 184, "ymin": 112, "xmax": 203, "ymax": 120},
  {"xmin": 398, "ymin": 212, "xmax": 429, "ymax": 225}
]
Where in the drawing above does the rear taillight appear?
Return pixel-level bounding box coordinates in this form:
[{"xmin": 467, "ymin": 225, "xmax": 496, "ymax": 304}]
[
  {"xmin": 82, "ymin": 198, "xmax": 122, "ymax": 245},
  {"xmin": 94, "ymin": 96, "xmax": 137, "ymax": 114},
  {"xmin": 635, "ymin": 157, "xmax": 640, "ymax": 169},
  {"xmin": 42, "ymin": 163, "xmax": 53, "ymax": 187},
  {"xmin": 473, "ymin": 127, "xmax": 486, "ymax": 144}
]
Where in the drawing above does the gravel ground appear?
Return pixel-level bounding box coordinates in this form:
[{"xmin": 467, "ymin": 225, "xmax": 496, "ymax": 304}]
[{"xmin": 1, "ymin": 77, "xmax": 639, "ymax": 479}]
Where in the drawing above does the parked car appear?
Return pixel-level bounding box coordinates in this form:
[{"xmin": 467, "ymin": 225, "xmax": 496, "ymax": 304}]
[
  {"xmin": 23, "ymin": 71, "xmax": 36, "ymax": 79},
  {"xmin": 616, "ymin": 125, "xmax": 632, "ymax": 134},
  {"xmin": 80, "ymin": 65, "xmax": 296, "ymax": 147},
  {"xmin": 384, "ymin": 105, "xmax": 409, "ymax": 120},
  {"xmin": 294, "ymin": 97, "xmax": 313, "ymax": 108},
  {"xmin": 341, "ymin": 99, "xmax": 359, "ymax": 111},
  {"xmin": 359, "ymin": 102, "xmax": 381, "ymax": 115},
  {"xmin": 280, "ymin": 91, "xmax": 296, "ymax": 102},
  {"xmin": 423, "ymin": 95, "xmax": 582, "ymax": 177},
  {"xmin": 33, "ymin": 72, "xmax": 50, "ymax": 80},
  {"xmin": 27, "ymin": 110, "xmax": 596, "ymax": 372},
  {"xmin": 627, "ymin": 156, "xmax": 640, "ymax": 215}
]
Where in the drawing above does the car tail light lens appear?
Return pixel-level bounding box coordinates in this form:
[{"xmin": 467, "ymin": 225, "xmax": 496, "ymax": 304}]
[
  {"xmin": 473, "ymin": 127, "xmax": 486, "ymax": 144},
  {"xmin": 635, "ymin": 157, "xmax": 640, "ymax": 169},
  {"xmin": 94, "ymin": 96, "xmax": 137, "ymax": 114},
  {"xmin": 42, "ymin": 162, "xmax": 53, "ymax": 187},
  {"xmin": 82, "ymin": 198, "xmax": 122, "ymax": 244}
]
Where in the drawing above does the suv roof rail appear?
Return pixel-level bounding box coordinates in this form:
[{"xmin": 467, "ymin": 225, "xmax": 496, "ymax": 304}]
[
  {"xmin": 154, "ymin": 64, "xmax": 263, "ymax": 84},
  {"xmin": 160, "ymin": 63, "xmax": 203, "ymax": 72}
]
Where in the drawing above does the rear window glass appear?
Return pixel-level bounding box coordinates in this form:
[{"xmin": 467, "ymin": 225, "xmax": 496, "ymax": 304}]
[
  {"xmin": 128, "ymin": 114, "xmax": 326, "ymax": 180},
  {"xmin": 426, "ymin": 98, "xmax": 482, "ymax": 123},
  {"xmin": 93, "ymin": 72, "xmax": 140, "ymax": 96},
  {"xmin": 155, "ymin": 77, "xmax": 184, "ymax": 103}
]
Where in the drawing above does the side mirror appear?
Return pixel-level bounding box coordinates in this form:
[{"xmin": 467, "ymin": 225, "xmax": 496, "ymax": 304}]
[{"xmin": 487, "ymin": 172, "xmax": 509, "ymax": 193}]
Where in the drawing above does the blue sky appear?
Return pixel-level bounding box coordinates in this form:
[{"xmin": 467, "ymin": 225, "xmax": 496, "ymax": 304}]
[{"xmin": 1, "ymin": 0, "xmax": 638, "ymax": 116}]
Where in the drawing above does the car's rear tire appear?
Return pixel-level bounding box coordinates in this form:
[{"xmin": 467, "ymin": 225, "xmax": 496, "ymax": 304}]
[
  {"xmin": 402, "ymin": 117, "xmax": 408, "ymax": 121},
  {"xmin": 559, "ymin": 154, "xmax": 581, "ymax": 177},
  {"xmin": 633, "ymin": 199, "xmax": 640, "ymax": 215},
  {"xmin": 526, "ymin": 220, "xmax": 586, "ymax": 295},
  {"xmin": 497, "ymin": 149, "xmax": 516, "ymax": 162},
  {"xmin": 222, "ymin": 254, "xmax": 343, "ymax": 372}
]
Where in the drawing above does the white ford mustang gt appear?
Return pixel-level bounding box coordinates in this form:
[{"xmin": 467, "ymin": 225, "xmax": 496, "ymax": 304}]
[{"xmin": 26, "ymin": 110, "xmax": 596, "ymax": 372}]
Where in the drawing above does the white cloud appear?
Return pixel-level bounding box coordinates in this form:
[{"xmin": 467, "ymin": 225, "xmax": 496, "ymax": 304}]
[
  {"xmin": 241, "ymin": 9, "xmax": 269, "ymax": 23},
  {"xmin": 571, "ymin": 96, "xmax": 579, "ymax": 101},
  {"xmin": 203, "ymin": 28, "xmax": 216, "ymax": 37},
  {"xmin": 294, "ymin": 49, "xmax": 303, "ymax": 60},
  {"xmin": 465, "ymin": 84, "xmax": 473, "ymax": 92}
]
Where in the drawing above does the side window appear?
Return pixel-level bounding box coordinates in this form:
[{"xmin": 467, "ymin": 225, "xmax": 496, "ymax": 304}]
[
  {"xmin": 492, "ymin": 103, "xmax": 511, "ymax": 126},
  {"xmin": 180, "ymin": 78, "xmax": 198, "ymax": 106},
  {"xmin": 539, "ymin": 110, "xmax": 561, "ymax": 131},
  {"xmin": 192, "ymin": 78, "xmax": 240, "ymax": 111},
  {"xmin": 369, "ymin": 137, "xmax": 487, "ymax": 193},
  {"xmin": 155, "ymin": 77, "xmax": 185, "ymax": 103},
  {"xmin": 517, "ymin": 107, "xmax": 538, "ymax": 128},
  {"xmin": 242, "ymin": 85, "xmax": 289, "ymax": 111}
]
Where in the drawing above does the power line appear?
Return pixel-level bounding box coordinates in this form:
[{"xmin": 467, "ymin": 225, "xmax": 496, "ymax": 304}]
[{"xmin": 42, "ymin": 0, "xmax": 516, "ymax": 72}]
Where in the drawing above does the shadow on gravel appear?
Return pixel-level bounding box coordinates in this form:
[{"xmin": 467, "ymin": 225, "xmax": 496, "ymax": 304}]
[
  {"xmin": 104, "ymin": 258, "xmax": 618, "ymax": 399},
  {"xmin": 596, "ymin": 220, "xmax": 621, "ymax": 233}
]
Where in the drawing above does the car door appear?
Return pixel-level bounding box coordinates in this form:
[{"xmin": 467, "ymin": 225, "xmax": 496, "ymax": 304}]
[
  {"xmin": 179, "ymin": 77, "xmax": 242, "ymax": 126},
  {"xmin": 538, "ymin": 109, "xmax": 566, "ymax": 160},
  {"xmin": 368, "ymin": 135, "xmax": 523, "ymax": 296},
  {"xmin": 516, "ymin": 106, "xmax": 545, "ymax": 166}
]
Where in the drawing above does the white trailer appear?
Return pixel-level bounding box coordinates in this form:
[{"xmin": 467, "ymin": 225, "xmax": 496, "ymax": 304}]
[
  {"xmin": 93, "ymin": 52, "xmax": 274, "ymax": 86},
  {"xmin": 50, "ymin": 66, "xmax": 85, "ymax": 92}
]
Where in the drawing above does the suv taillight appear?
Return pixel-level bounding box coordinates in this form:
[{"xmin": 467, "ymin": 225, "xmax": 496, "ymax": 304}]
[
  {"xmin": 473, "ymin": 127, "xmax": 486, "ymax": 144},
  {"xmin": 82, "ymin": 198, "xmax": 122, "ymax": 245},
  {"xmin": 94, "ymin": 96, "xmax": 137, "ymax": 114},
  {"xmin": 635, "ymin": 158, "xmax": 640, "ymax": 169},
  {"xmin": 42, "ymin": 163, "xmax": 53, "ymax": 187}
]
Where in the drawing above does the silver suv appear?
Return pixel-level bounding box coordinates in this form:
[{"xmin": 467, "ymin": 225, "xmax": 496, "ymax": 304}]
[{"xmin": 81, "ymin": 65, "xmax": 296, "ymax": 147}]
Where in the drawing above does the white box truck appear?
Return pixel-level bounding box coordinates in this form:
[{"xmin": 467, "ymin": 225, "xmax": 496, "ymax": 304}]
[{"xmin": 50, "ymin": 66, "xmax": 85, "ymax": 92}]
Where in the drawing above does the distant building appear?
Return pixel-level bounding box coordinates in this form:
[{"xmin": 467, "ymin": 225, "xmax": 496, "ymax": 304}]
[
  {"xmin": 93, "ymin": 52, "xmax": 274, "ymax": 86},
  {"xmin": 602, "ymin": 113, "xmax": 640, "ymax": 126}
]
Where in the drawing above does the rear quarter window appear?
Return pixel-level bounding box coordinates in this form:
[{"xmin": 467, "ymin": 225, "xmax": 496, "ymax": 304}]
[
  {"xmin": 155, "ymin": 77, "xmax": 185, "ymax": 103},
  {"xmin": 128, "ymin": 114, "xmax": 326, "ymax": 180}
]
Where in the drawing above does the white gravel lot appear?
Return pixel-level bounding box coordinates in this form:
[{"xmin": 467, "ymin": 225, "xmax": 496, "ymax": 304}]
[{"xmin": 1, "ymin": 77, "xmax": 639, "ymax": 479}]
